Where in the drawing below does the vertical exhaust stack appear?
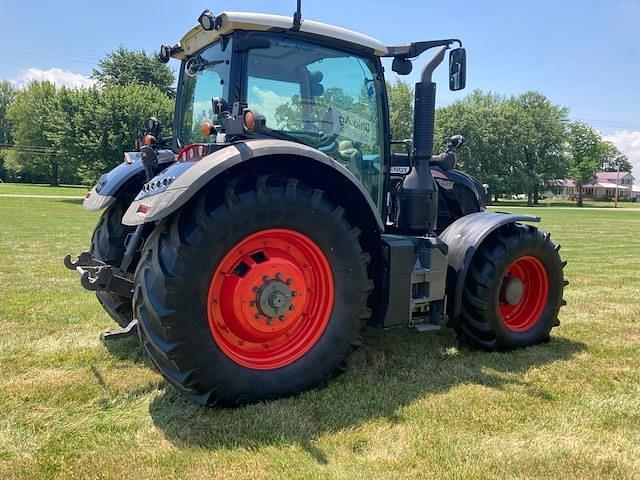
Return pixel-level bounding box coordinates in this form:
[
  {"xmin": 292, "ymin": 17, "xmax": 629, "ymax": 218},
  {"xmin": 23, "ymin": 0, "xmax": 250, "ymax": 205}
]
[{"xmin": 397, "ymin": 47, "xmax": 448, "ymax": 235}]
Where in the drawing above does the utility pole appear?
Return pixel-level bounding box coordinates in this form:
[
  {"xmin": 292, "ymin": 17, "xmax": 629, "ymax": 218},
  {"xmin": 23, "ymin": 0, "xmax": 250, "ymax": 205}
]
[{"xmin": 614, "ymin": 164, "xmax": 620, "ymax": 208}]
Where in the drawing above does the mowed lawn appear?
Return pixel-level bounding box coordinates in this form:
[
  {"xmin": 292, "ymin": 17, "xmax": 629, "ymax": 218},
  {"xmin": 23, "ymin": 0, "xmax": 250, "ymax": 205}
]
[
  {"xmin": 0, "ymin": 183, "xmax": 88, "ymax": 197},
  {"xmin": 0, "ymin": 189, "xmax": 639, "ymax": 479}
]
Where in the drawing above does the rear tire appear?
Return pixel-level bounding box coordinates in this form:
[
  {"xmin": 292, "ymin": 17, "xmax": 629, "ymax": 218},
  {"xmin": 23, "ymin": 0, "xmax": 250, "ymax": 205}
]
[
  {"xmin": 458, "ymin": 223, "xmax": 566, "ymax": 350},
  {"xmin": 134, "ymin": 175, "xmax": 372, "ymax": 405},
  {"xmin": 90, "ymin": 201, "xmax": 136, "ymax": 328}
]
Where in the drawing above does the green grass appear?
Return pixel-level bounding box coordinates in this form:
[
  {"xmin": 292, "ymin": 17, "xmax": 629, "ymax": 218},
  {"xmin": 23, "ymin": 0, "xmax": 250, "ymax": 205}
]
[
  {"xmin": 0, "ymin": 197, "xmax": 639, "ymax": 479},
  {"xmin": 0, "ymin": 183, "xmax": 88, "ymax": 197}
]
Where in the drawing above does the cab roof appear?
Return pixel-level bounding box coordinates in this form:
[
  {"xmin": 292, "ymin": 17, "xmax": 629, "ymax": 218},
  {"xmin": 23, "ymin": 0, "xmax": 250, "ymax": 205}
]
[{"xmin": 174, "ymin": 11, "xmax": 389, "ymax": 59}]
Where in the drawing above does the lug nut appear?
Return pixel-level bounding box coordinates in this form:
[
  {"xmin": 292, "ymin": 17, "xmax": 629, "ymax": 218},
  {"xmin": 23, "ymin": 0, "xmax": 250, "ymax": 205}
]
[
  {"xmin": 279, "ymin": 315, "xmax": 285, "ymax": 321},
  {"xmin": 286, "ymin": 279, "xmax": 293, "ymax": 285},
  {"xmin": 289, "ymin": 305, "xmax": 295, "ymax": 311}
]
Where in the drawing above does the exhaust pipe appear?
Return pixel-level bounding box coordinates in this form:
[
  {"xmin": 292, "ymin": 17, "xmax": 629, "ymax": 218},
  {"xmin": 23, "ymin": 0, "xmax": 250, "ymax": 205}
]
[{"xmin": 397, "ymin": 47, "xmax": 448, "ymax": 234}]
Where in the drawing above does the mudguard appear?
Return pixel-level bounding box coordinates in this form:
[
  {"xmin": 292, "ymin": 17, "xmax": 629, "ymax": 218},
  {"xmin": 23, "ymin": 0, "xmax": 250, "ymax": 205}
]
[
  {"xmin": 83, "ymin": 150, "xmax": 175, "ymax": 212},
  {"xmin": 122, "ymin": 139, "xmax": 384, "ymax": 230},
  {"xmin": 439, "ymin": 211, "xmax": 540, "ymax": 320}
]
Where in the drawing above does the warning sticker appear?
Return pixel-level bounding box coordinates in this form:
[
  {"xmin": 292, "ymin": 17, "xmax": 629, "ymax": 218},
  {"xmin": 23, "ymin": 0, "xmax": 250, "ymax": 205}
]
[{"xmin": 320, "ymin": 107, "xmax": 377, "ymax": 146}]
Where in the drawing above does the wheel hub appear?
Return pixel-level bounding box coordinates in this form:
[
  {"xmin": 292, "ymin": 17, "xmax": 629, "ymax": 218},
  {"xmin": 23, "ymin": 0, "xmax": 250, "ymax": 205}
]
[
  {"xmin": 256, "ymin": 279, "xmax": 294, "ymax": 319},
  {"xmin": 207, "ymin": 229, "xmax": 334, "ymax": 370},
  {"xmin": 501, "ymin": 276, "xmax": 524, "ymax": 305},
  {"xmin": 498, "ymin": 255, "xmax": 549, "ymax": 332}
]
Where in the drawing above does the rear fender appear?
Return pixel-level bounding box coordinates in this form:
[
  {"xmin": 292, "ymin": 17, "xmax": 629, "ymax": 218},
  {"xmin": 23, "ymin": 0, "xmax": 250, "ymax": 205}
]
[
  {"xmin": 122, "ymin": 139, "xmax": 384, "ymax": 231},
  {"xmin": 440, "ymin": 211, "xmax": 540, "ymax": 320},
  {"xmin": 83, "ymin": 150, "xmax": 175, "ymax": 212}
]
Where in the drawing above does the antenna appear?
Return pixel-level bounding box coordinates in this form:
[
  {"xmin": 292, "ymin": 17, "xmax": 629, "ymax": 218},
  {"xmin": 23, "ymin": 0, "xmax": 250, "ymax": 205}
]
[{"xmin": 292, "ymin": 0, "xmax": 302, "ymax": 31}]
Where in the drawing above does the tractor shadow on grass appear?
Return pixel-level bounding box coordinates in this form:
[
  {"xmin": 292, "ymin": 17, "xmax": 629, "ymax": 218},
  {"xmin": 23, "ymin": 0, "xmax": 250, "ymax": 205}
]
[
  {"xmin": 148, "ymin": 329, "xmax": 585, "ymax": 460},
  {"xmin": 101, "ymin": 334, "xmax": 149, "ymax": 364}
]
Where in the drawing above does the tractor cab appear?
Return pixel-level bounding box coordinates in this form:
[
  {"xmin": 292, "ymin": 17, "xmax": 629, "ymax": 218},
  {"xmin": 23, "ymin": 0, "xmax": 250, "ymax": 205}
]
[
  {"xmin": 172, "ymin": 25, "xmax": 388, "ymax": 207},
  {"xmin": 162, "ymin": 10, "xmax": 473, "ymax": 226}
]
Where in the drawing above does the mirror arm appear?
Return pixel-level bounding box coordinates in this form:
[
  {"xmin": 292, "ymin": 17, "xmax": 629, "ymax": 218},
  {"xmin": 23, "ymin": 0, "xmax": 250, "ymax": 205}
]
[{"xmin": 385, "ymin": 39, "xmax": 460, "ymax": 59}]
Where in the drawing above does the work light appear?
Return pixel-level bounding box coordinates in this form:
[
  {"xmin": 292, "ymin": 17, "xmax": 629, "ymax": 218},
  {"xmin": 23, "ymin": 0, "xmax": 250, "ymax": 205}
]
[
  {"xmin": 198, "ymin": 10, "xmax": 216, "ymax": 31},
  {"xmin": 158, "ymin": 45, "xmax": 171, "ymax": 64}
]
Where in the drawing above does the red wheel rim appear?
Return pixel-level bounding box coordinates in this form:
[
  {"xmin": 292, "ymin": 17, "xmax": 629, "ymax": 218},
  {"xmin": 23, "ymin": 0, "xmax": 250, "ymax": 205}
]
[
  {"xmin": 498, "ymin": 256, "xmax": 549, "ymax": 332},
  {"xmin": 207, "ymin": 229, "xmax": 334, "ymax": 370}
]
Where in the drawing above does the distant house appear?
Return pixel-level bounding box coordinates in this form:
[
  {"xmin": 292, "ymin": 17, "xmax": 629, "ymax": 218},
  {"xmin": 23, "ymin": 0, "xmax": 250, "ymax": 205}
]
[
  {"xmin": 548, "ymin": 171, "xmax": 639, "ymax": 201},
  {"xmin": 582, "ymin": 172, "xmax": 634, "ymax": 200},
  {"xmin": 548, "ymin": 179, "xmax": 577, "ymax": 198}
]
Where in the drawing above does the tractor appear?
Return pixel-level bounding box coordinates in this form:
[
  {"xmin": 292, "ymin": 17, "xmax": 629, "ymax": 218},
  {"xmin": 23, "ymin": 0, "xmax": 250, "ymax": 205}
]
[{"xmin": 65, "ymin": 4, "xmax": 566, "ymax": 405}]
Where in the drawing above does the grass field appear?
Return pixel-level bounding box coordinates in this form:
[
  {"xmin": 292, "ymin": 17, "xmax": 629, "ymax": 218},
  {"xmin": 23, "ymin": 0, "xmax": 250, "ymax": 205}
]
[
  {"xmin": 0, "ymin": 188, "xmax": 639, "ymax": 479},
  {"xmin": 0, "ymin": 183, "xmax": 88, "ymax": 197}
]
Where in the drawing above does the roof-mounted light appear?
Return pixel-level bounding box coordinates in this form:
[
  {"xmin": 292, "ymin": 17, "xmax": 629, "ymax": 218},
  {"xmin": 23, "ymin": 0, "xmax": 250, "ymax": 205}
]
[
  {"xmin": 198, "ymin": 9, "xmax": 217, "ymax": 31},
  {"xmin": 158, "ymin": 45, "xmax": 172, "ymax": 64}
]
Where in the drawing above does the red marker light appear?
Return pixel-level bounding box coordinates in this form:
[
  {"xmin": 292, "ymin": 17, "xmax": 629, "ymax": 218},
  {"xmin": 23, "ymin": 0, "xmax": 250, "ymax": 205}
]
[
  {"xmin": 244, "ymin": 110, "xmax": 255, "ymax": 131},
  {"xmin": 201, "ymin": 120, "xmax": 213, "ymax": 137},
  {"xmin": 137, "ymin": 204, "xmax": 150, "ymax": 214}
]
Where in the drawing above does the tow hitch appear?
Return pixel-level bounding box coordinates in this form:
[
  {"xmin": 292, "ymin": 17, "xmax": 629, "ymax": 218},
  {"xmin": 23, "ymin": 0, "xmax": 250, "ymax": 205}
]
[
  {"xmin": 64, "ymin": 252, "xmax": 138, "ymax": 340},
  {"xmin": 64, "ymin": 252, "xmax": 134, "ymax": 298}
]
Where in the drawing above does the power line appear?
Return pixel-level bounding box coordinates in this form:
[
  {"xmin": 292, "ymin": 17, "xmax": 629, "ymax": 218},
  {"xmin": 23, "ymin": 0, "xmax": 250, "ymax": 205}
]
[{"xmin": 0, "ymin": 144, "xmax": 62, "ymax": 156}]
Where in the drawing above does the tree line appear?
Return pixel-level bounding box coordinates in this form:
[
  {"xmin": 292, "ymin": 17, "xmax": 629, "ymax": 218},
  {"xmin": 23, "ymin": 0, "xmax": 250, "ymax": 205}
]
[
  {"xmin": 0, "ymin": 48, "xmax": 174, "ymax": 185},
  {"xmin": 388, "ymin": 82, "xmax": 631, "ymax": 205},
  {"xmin": 0, "ymin": 49, "xmax": 631, "ymax": 207}
]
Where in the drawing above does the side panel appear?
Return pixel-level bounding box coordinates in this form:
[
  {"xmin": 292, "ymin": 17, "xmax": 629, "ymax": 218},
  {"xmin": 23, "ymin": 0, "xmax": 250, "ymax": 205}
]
[
  {"xmin": 123, "ymin": 139, "xmax": 384, "ymax": 230},
  {"xmin": 83, "ymin": 150, "xmax": 175, "ymax": 212},
  {"xmin": 440, "ymin": 211, "xmax": 540, "ymax": 320},
  {"xmin": 379, "ymin": 235, "xmax": 448, "ymax": 328}
]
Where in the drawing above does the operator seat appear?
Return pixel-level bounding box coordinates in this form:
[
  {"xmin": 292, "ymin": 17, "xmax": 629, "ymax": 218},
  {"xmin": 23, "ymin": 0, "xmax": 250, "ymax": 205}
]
[{"xmin": 338, "ymin": 140, "xmax": 363, "ymax": 181}]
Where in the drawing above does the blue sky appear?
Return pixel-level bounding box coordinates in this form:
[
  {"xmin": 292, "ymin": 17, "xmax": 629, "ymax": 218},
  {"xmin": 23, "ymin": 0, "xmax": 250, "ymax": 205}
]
[{"xmin": 1, "ymin": 0, "xmax": 639, "ymax": 175}]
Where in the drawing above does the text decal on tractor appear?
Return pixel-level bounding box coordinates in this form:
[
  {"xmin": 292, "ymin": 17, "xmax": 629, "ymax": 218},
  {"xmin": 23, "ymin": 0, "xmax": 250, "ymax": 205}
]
[{"xmin": 65, "ymin": 2, "xmax": 566, "ymax": 406}]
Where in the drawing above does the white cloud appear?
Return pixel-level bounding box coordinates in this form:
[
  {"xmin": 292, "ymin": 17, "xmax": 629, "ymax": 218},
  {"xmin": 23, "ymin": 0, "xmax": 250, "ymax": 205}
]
[
  {"xmin": 15, "ymin": 68, "xmax": 96, "ymax": 89},
  {"xmin": 603, "ymin": 131, "xmax": 640, "ymax": 182}
]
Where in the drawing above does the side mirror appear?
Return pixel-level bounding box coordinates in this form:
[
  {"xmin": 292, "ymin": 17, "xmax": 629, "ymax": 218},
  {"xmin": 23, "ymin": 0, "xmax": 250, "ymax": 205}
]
[{"xmin": 449, "ymin": 48, "xmax": 466, "ymax": 91}]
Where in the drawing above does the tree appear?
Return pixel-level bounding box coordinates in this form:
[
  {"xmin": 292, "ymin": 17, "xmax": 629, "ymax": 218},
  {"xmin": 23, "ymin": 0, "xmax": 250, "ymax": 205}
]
[
  {"xmin": 599, "ymin": 141, "xmax": 632, "ymax": 172},
  {"xmin": 92, "ymin": 47, "xmax": 175, "ymax": 96},
  {"xmin": 387, "ymin": 80, "xmax": 414, "ymax": 141},
  {"xmin": 6, "ymin": 80, "xmax": 174, "ymax": 185},
  {"xmin": 6, "ymin": 81, "xmax": 74, "ymax": 185},
  {"xmin": 435, "ymin": 90, "xmax": 569, "ymax": 203},
  {"xmin": 567, "ymin": 121, "xmax": 601, "ymax": 207},
  {"xmin": 436, "ymin": 90, "xmax": 519, "ymax": 199},
  {"xmin": 78, "ymin": 83, "xmax": 174, "ymax": 182},
  {"xmin": 0, "ymin": 80, "xmax": 17, "ymax": 180},
  {"xmin": 512, "ymin": 92, "xmax": 569, "ymax": 205}
]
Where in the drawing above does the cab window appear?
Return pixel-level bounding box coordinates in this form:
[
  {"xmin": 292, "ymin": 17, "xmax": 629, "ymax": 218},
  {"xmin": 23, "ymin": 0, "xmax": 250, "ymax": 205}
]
[{"xmin": 246, "ymin": 35, "xmax": 384, "ymax": 206}]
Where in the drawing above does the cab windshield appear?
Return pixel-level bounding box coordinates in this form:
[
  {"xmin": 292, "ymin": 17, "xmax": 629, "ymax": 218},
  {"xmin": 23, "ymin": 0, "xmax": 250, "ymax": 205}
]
[{"xmin": 177, "ymin": 39, "xmax": 231, "ymax": 146}]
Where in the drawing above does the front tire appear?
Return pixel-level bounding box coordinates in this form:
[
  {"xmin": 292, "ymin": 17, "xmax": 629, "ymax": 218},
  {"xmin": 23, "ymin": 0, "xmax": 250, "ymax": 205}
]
[
  {"xmin": 90, "ymin": 201, "xmax": 136, "ymax": 328},
  {"xmin": 134, "ymin": 175, "xmax": 372, "ymax": 405},
  {"xmin": 458, "ymin": 223, "xmax": 566, "ymax": 350}
]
